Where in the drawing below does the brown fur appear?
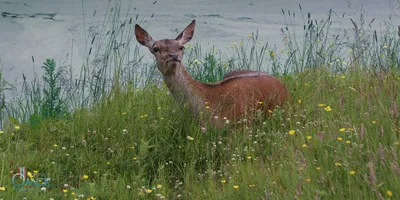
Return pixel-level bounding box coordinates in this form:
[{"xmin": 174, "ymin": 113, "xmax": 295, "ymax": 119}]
[{"xmin": 135, "ymin": 20, "xmax": 290, "ymax": 128}]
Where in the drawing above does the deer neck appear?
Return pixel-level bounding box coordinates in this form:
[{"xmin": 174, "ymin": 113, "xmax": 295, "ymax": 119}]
[{"xmin": 163, "ymin": 64, "xmax": 205, "ymax": 116}]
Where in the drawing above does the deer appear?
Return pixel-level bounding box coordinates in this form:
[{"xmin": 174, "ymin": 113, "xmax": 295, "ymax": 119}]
[{"xmin": 135, "ymin": 20, "xmax": 290, "ymax": 128}]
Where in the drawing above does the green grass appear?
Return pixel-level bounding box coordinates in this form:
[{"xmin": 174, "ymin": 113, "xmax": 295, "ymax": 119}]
[
  {"xmin": 0, "ymin": 68, "xmax": 399, "ymax": 199},
  {"xmin": 0, "ymin": 1, "xmax": 400, "ymax": 199}
]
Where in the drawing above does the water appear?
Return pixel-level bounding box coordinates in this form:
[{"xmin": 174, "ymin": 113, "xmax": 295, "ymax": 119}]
[{"xmin": 1, "ymin": 0, "xmax": 399, "ymax": 88}]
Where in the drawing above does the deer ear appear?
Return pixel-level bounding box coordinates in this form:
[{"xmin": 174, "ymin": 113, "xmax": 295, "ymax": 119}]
[
  {"xmin": 135, "ymin": 24, "xmax": 154, "ymax": 48},
  {"xmin": 175, "ymin": 20, "xmax": 196, "ymax": 45}
]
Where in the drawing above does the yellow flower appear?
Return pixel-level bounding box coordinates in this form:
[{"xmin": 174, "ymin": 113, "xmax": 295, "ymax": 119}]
[
  {"xmin": 53, "ymin": 144, "xmax": 58, "ymax": 147},
  {"xmin": 298, "ymin": 99, "xmax": 302, "ymax": 104},
  {"xmin": 146, "ymin": 189, "xmax": 152, "ymax": 193},
  {"xmin": 221, "ymin": 180, "xmax": 226, "ymax": 184},
  {"xmin": 0, "ymin": 186, "xmax": 6, "ymax": 191},
  {"xmin": 87, "ymin": 197, "xmax": 96, "ymax": 200},
  {"xmin": 107, "ymin": 161, "xmax": 111, "ymax": 165},
  {"xmin": 71, "ymin": 192, "xmax": 76, "ymax": 196},
  {"xmin": 233, "ymin": 185, "xmax": 239, "ymax": 189},
  {"xmin": 157, "ymin": 107, "xmax": 161, "ymax": 110},
  {"xmin": 337, "ymin": 137, "xmax": 343, "ymax": 141},
  {"xmin": 205, "ymin": 106, "xmax": 210, "ymax": 109},
  {"xmin": 122, "ymin": 112, "xmax": 126, "ymax": 115},
  {"xmin": 324, "ymin": 106, "xmax": 332, "ymax": 112},
  {"xmin": 372, "ymin": 120, "xmax": 376, "ymax": 124},
  {"xmin": 288, "ymin": 130, "xmax": 296, "ymax": 135},
  {"xmin": 305, "ymin": 178, "xmax": 311, "ymax": 182},
  {"xmin": 247, "ymin": 156, "xmax": 252, "ymax": 160},
  {"xmin": 302, "ymin": 144, "xmax": 308, "ymax": 148},
  {"xmin": 187, "ymin": 136, "xmax": 194, "ymax": 141},
  {"xmin": 83, "ymin": 174, "xmax": 89, "ymax": 180},
  {"xmin": 27, "ymin": 171, "xmax": 34, "ymax": 180},
  {"xmin": 316, "ymin": 167, "xmax": 321, "ymax": 171},
  {"xmin": 14, "ymin": 125, "xmax": 20, "ymax": 130},
  {"xmin": 349, "ymin": 170, "xmax": 356, "ymax": 175},
  {"xmin": 34, "ymin": 170, "xmax": 39, "ymax": 174},
  {"xmin": 63, "ymin": 189, "xmax": 68, "ymax": 193},
  {"xmin": 132, "ymin": 157, "xmax": 137, "ymax": 161},
  {"xmin": 386, "ymin": 190, "xmax": 393, "ymax": 197},
  {"xmin": 306, "ymin": 136, "xmax": 312, "ymax": 140},
  {"xmin": 335, "ymin": 162, "xmax": 342, "ymax": 167},
  {"xmin": 339, "ymin": 128, "xmax": 346, "ymax": 132},
  {"xmin": 157, "ymin": 184, "xmax": 162, "ymax": 189},
  {"xmin": 346, "ymin": 140, "xmax": 351, "ymax": 144},
  {"xmin": 258, "ymin": 101, "xmax": 263, "ymax": 105},
  {"xmin": 318, "ymin": 104, "xmax": 325, "ymax": 107},
  {"xmin": 341, "ymin": 75, "xmax": 346, "ymax": 79},
  {"xmin": 267, "ymin": 110, "xmax": 273, "ymax": 113},
  {"xmin": 249, "ymin": 184, "xmax": 256, "ymax": 187}
]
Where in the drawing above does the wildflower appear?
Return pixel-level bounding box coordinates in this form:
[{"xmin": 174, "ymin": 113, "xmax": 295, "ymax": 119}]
[
  {"xmin": 270, "ymin": 51, "xmax": 276, "ymax": 58},
  {"xmin": 349, "ymin": 170, "xmax": 356, "ymax": 175},
  {"xmin": 0, "ymin": 186, "xmax": 6, "ymax": 191},
  {"xmin": 346, "ymin": 140, "xmax": 351, "ymax": 144},
  {"xmin": 53, "ymin": 144, "xmax": 58, "ymax": 147},
  {"xmin": 305, "ymin": 83, "xmax": 310, "ymax": 87},
  {"xmin": 221, "ymin": 180, "xmax": 226, "ymax": 184},
  {"xmin": 132, "ymin": 157, "xmax": 137, "ymax": 161},
  {"xmin": 298, "ymin": 99, "xmax": 302, "ymax": 104},
  {"xmin": 337, "ymin": 137, "xmax": 343, "ymax": 141},
  {"xmin": 288, "ymin": 130, "xmax": 296, "ymax": 135},
  {"xmin": 0, "ymin": 130, "xmax": 3, "ymax": 134},
  {"xmin": 63, "ymin": 189, "xmax": 68, "ymax": 193},
  {"xmin": 258, "ymin": 101, "xmax": 263, "ymax": 105},
  {"xmin": 40, "ymin": 187, "xmax": 46, "ymax": 192},
  {"xmin": 14, "ymin": 125, "xmax": 20, "ymax": 131},
  {"xmin": 27, "ymin": 171, "xmax": 34, "ymax": 179},
  {"xmin": 146, "ymin": 189, "xmax": 153, "ymax": 193},
  {"xmin": 386, "ymin": 190, "xmax": 393, "ymax": 197},
  {"xmin": 205, "ymin": 106, "xmax": 210, "ymax": 109},
  {"xmin": 324, "ymin": 106, "xmax": 332, "ymax": 112},
  {"xmin": 339, "ymin": 128, "xmax": 346, "ymax": 132},
  {"xmin": 247, "ymin": 156, "xmax": 252, "ymax": 160},
  {"xmin": 316, "ymin": 167, "xmax": 321, "ymax": 171},
  {"xmin": 249, "ymin": 184, "xmax": 256, "ymax": 187},
  {"xmin": 126, "ymin": 185, "xmax": 131, "ymax": 189},
  {"xmin": 107, "ymin": 161, "xmax": 111, "ymax": 165},
  {"xmin": 306, "ymin": 136, "xmax": 312, "ymax": 140},
  {"xmin": 383, "ymin": 45, "xmax": 388, "ymax": 49},
  {"xmin": 34, "ymin": 170, "xmax": 39, "ymax": 174},
  {"xmin": 157, "ymin": 107, "xmax": 161, "ymax": 110},
  {"xmin": 122, "ymin": 112, "xmax": 126, "ymax": 115},
  {"xmin": 187, "ymin": 136, "xmax": 194, "ymax": 141},
  {"xmin": 305, "ymin": 178, "xmax": 311, "ymax": 182},
  {"xmin": 372, "ymin": 120, "xmax": 376, "ymax": 124},
  {"xmin": 267, "ymin": 110, "xmax": 273, "ymax": 113},
  {"xmin": 214, "ymin": 116, "xmax": 219, "ymax": 119},
  {"xmin": 87, "ymin": 197, "xmax": 96, "ymax": 200},
  {"xmin": 341, "ymin": 76, "xmax": 346, "ymax": 79},
  {"xmin": 83, "ymin": 175, "xmax": 89, "ymax": 180},
  {"xmin": 335, "ymin": 162, "xmax": 342, "ymax": 167},
  {"xmin": 318, "ymin": 104, "xmax": 325, "ymax": 107},
  {"xmin": 302, "ymin": 144, "xmax": 308, "ymax": 148},
  {"xmin": 233, "ymin": 185, "xmax": 239, "ymax": 189},
  {"xmin": 157, "ymin": 184, "xmax": 162, "ymax": 189}
]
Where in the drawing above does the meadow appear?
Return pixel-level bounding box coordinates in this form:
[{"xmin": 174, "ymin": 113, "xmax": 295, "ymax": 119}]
[{"xmin": 0, "ymin": 2, "xmax": 400, "ymax": 200}]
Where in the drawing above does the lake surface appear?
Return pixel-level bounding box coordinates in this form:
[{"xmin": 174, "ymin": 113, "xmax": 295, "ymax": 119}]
[{"xmin": 1, "ymin": 0, "xmax": 399, "ymax": 86}]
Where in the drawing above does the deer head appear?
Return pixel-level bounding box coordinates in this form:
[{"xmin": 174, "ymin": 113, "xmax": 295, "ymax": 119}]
[{"xmin": 135, "ymin": 20, "xmax": 196, "ymax": 76}]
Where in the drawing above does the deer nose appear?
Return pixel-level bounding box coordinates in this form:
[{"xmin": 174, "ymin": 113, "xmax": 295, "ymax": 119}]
[{"xmin": 169, "ymin": 53, "xmax": 178, "ymax": 60}]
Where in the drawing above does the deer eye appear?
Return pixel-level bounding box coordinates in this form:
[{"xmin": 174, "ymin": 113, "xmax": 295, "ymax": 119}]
[
  {"xmin": 179, "ymin": 46, "xmax": 185, "ymax": 51},
  {"xmin": 153, "ymin": 46, "xmax": 159, "ymax": 52}
]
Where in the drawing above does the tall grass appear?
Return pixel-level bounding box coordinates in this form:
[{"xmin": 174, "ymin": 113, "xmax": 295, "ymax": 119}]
[{"xmin": 0, "ymin": 1, "xmax": 399, "ymax": 199}]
